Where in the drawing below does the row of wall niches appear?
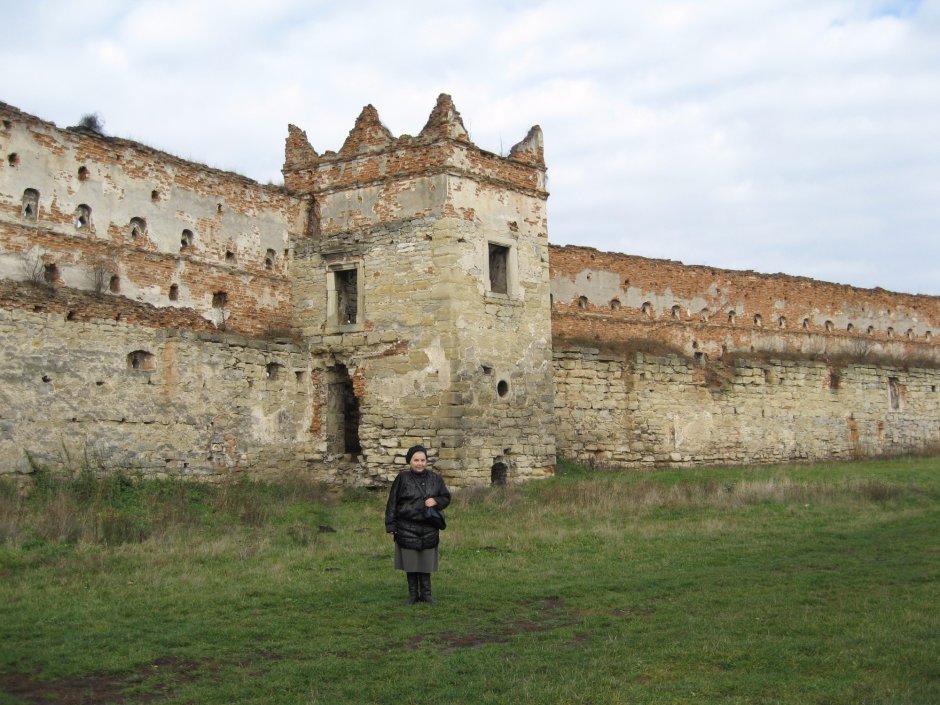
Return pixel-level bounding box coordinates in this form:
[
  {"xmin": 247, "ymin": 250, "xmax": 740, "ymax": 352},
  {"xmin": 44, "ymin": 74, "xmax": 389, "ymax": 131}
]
[
  {"xmin": 564, "ymin": 295, "xmax": 934, "ymax": 342},
  {"xmin": 17, "ymin": 186, "xmax": 282, "ymax": 270}
]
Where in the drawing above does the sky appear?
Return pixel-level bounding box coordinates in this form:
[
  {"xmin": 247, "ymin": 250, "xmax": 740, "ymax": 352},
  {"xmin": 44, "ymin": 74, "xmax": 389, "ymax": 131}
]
[{"xmin": 3, "ymin": 0, "xmax": 939, "ymax": 295}]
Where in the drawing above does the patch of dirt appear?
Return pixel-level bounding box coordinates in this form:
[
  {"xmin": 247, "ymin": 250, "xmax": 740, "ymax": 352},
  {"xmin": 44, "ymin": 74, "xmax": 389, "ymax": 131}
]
[
  {"xmin": 401, "ymin": 596, "xmax": 575, "ymax": 654},
  {"xmin": 0, "ymin": 655, "xmax": 231, "ymax": 705}
]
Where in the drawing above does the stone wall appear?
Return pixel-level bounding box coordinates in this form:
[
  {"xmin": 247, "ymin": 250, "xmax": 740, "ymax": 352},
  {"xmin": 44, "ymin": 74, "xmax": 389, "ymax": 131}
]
[
  {"xmin": 0, "ymin": 102, "xmax": 306, "ymax": 337},
  {"xmin": 553, "ymin": 346, "xmax": 940, "ymax": 468},
  {"xmin": 0, "ymin": 294, "xmax": 321, "ymax": 480},
  {"xmin": 550, "ymin": 245, "xmax": 940, "ymax": 363},
  {"xmin": 1, "ymin": 95, "xmax": 938, "ymax": 486}
]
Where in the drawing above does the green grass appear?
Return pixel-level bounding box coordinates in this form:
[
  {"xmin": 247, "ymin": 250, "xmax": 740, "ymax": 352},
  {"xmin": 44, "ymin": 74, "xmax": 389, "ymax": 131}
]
[{"xmin": 1, "ymin": 457, "xmax": 938, "ymax": 704}]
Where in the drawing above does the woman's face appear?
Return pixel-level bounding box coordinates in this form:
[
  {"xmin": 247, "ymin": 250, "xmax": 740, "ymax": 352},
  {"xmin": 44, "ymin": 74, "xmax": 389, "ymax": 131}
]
[{"xmin": 409, "ymin": 452, "xmax": 428, "ymax": 473}]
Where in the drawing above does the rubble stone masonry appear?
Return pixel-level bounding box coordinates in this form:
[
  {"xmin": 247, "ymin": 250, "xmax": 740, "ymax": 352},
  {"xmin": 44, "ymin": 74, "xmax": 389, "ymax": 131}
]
[{"xmin": 1, "ymin": 96, "xmax": 937, "ymax": 484}]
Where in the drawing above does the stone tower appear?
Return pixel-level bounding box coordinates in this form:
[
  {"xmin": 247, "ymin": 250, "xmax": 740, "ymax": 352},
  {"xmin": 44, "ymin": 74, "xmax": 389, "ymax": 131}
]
[{"xmin": 283, "ymin": 95, "xmax": 556, "ymax": 486}]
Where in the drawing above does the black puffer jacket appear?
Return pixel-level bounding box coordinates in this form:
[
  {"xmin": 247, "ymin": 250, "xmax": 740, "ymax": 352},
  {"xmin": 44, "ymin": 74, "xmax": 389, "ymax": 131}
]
[{"xmin": 385, "ymin": 470, "xmax": 451, "ymax": 550}]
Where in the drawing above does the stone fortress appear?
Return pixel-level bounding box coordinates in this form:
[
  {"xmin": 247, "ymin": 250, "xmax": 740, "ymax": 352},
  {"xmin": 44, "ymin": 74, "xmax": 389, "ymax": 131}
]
[{"xmin": 1, "ymin": 95, "xmax": 938, "ymax": 487}]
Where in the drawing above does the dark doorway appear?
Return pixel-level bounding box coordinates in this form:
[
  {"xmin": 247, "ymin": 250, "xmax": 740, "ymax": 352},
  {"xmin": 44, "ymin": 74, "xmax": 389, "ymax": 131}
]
[{"xmin": 327, "ymin": 364, "xmax": 361, "ymax": 456}]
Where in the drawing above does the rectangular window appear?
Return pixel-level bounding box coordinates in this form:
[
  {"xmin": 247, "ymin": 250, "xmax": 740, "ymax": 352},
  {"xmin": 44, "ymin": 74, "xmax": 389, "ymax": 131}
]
[
  {"xmin": 488, "ymin": 243, "xmax": 510, "ymax": 295},
  {"xmin": 327, "ymin": 261, "xmax": 364, "ymax": 331},
  {"xmin": 335, "ymin": 268, "xmax": 358, "ymax": 324}
]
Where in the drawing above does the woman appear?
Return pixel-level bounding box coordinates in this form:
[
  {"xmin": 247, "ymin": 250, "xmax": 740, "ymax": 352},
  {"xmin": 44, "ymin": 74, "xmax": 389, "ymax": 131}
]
[{"xmin": 385, "ymin": 444, "xmax": 451, "ymax": 604}]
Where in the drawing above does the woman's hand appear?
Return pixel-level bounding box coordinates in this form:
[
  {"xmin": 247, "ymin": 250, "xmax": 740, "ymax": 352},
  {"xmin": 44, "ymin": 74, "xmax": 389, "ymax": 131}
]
[{"xmin": 424, "ymin": 498, "xmax": 438, "ymax": 508}]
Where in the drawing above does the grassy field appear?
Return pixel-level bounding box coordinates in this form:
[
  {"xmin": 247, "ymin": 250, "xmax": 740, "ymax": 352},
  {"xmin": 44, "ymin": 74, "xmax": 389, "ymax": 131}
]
[{"xmin": 0, "ymin": 457, "xmax": 938, "ymax": 705}]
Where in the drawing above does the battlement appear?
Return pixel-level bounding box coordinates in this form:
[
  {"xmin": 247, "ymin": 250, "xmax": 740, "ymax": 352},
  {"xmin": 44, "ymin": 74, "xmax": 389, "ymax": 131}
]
[{"xmin": 282, "ymin": 94, "xmax": 546, "ymax": 201}]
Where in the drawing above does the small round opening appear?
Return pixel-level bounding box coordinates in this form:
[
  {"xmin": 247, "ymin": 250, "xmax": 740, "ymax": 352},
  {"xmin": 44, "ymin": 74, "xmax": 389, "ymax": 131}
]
[{"xmin": 497, "ymin": 380, "xmax": 510, "ymax": 398}]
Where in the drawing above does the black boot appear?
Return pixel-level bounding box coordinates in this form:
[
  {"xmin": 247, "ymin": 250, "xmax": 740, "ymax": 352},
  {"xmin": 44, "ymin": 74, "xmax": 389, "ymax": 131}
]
[
  {"xmin": 419, "ymin": 573, "xmax": 437, "ymax": 604},
  {"xmin": 406, "ymin": 572, "xmax": 420, "ymax": 605}
]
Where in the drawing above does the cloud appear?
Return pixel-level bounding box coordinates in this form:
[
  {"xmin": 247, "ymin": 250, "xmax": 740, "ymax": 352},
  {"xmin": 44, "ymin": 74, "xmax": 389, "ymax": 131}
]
[{"xmin": 2, "ymin": 0, "xmax": 938, "ymax": 294}]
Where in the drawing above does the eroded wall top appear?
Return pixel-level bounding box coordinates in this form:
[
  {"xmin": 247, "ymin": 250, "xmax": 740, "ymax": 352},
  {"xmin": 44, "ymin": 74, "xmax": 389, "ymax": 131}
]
[
  {"xmin": 282, "ymin": 94, "xmax": 546, "ymax": 232},
  {"xmin": 550, "ymin": 244, "xmax": 940, "ymax": 360}
]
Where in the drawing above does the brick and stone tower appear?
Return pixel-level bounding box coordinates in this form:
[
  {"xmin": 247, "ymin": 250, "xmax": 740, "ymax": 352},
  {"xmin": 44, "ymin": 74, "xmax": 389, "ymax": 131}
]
[{"xmin": 284, "ymin": 94, "xmax": 556, "ymax": 486}]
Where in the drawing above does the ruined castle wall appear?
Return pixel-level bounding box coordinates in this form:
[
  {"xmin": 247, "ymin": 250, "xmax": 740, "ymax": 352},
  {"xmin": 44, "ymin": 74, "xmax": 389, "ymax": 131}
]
[
  {"xmin": 0, "ymin": 300, "xmax": 322, "ymax": 479},
  {"xmin": 550, "ymin": 245, "xmax": 940, "ymax": 362},
  {"xmin": 554, "ymin": 347, "xmax": 940, "ymax": 468},
  {"xmin": 0, "ymin": 104, "xmax": 306, "ymax": 336}
]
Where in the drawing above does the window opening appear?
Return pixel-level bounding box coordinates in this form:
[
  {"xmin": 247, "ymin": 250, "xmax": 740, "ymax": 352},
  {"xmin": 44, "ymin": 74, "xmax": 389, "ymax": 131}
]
[
  {"xmin": 212, "ymin": 291, "xmax": 227, "ymax": 308},
  {"xmin": 778, "ymin": 316, "xmax": 787, "ymax": 328},
  {"xmin": 888, "ymin": 377, "xmax": 900, "ymax": 411},
  {"xmin": 671, "ymin": 305, "xmax": 681, "ymax": 319},
  {"xmin": 43, "ymin": 263, "xmax": 59, "ymax": 285},
  {"xmin": 578, "ymin": 296, "xmax": 588, "ymax": 310},
  {"xmin": 642, "ymin": 302, "xmax": 653, "ymax": 317},
  {"xmin": 753, "ymin": 313, "xmax": 762, "ymax": 327},
  {"xmin": 127, "ymin": 350, "xmax": 155, "ymax": 371},
  {"xmin": 22, "ymin": 188, "xmax": 39, "ymax": 219},
  {"xmin": 129, "ymin": 217, "xmax": 146, "ymax": 240},
  {"xmin": 265, "ymin": 248, "xmax": 276, "ymax": 270},
  {"xmin": 151, "ymin": 189, "xmax": 160, "ymax": 202},
  {"xmin": 825, "ymin": 320, "xmax": 834, "ymax": 332},
  {"xmin": 8, "ymin": 153, "xmax": 19, "ymax": 166},
  {"xmin": 109, "ymin": 275, "xmax": 120, "ymax": 293},
  {"xmin": 491, "ymin": 462, "xmax": 508, "ymax": 486},
  {"xmin": 488, "ymin": 243, "xmax": 509, "ymax": 294},
  {"xmin": 225, "ymin": 250, "xmax": 235, "ymax": 263},
  {"xmin": 180, "ymin": 229, "xmax": 193, "ymax": 249},
  {"xmin": 610, "ymin": 298, "xmax": 621, "ymax": 310},
  {"xmin": 169, "ymin": 284, "xmax": 179, "ymax": 301},
  {"xmin": 727, "ymin": 310, "xmax": 736, "ymax": 324},
  {"xmin": 265, "ymin": 362, "xmax": 282, "ymax": 380},
  {"xmin": 335, "ymin": 268, "xmax": 358, "ymax": 324},
  {"xmin": 497, "ymin": 379, "xmax": 510, "ymax": 398},
  {"xmin": 78, "ymin": 166, "xmax": 89, "ymax": 181},
  {"xmin": 75, "ymin": 204, "xmax": 91, "ymax": 229}
]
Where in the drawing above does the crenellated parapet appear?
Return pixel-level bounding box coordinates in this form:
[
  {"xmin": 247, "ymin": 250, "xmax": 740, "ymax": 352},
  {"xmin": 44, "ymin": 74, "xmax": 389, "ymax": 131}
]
[{"xmin": 282, "ymin": 94, "xmax": 547, "ymax": 223}]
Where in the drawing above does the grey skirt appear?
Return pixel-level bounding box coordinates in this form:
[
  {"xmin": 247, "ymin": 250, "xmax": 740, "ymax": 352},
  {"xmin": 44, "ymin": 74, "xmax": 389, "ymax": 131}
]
[{"xmin": 394, "ymin": 544, "xmax": 440, "ymax": 572}]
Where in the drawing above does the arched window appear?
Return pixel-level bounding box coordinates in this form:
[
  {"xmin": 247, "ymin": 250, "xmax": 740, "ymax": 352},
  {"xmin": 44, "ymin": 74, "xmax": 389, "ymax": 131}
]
[
  {"xmin": 753, "ymin": 313, "xmax": 763, "ymax": 327},
  {"xmin": 127, "ymin": 350, "xmax": 155, "ymax": 371},
  {"xmin": 265, "ymin": 248, "xmax": 276, "ymax": 270},
  {"xmin": 577, "ymin": 296, "xmax": 588, "ymax": 310},
  {"xmin": 22, "ymin": 188, "xmax": 39, "ymax": 220},
  {"xmin": 777, "ymin": 316, "xmax": 787, "ymax": 328},
  {"xmin": 671, "ymin": 305, "xmax": 681, "ymax": 319},
  {"xmin": 727, "ymin": 310, "xmax": 736, "ymax": 324},
  {"xmin": 610, "ymin": 298, "xmax": 621, "ymax": 310},
  {"xmin": 641, "ymin": 302, "xmax": 653, "ymax": 317},
  {"xmin": 180, "ymin": 229, "xmax": 194, "ymax": 249},
  {"xmin": 129, "ymin": 217, "xmax": 146, "ymax": 240},
  {"xmin": 75, "ymin": 204, "xmax": 92, "ymax": 230}
]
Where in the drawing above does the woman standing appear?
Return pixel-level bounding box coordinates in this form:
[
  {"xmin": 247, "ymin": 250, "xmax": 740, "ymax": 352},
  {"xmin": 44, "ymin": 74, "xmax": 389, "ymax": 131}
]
[{"xmin": 385, "ymin": 444, "xmax": 451, "ymax": 604}]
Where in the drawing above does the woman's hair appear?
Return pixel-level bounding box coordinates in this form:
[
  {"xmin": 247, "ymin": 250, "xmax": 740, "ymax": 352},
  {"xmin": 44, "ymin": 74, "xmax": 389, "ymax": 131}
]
[{"xmin": 405, "ymin": 444, "xmax": 428, "ymax": 463}]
